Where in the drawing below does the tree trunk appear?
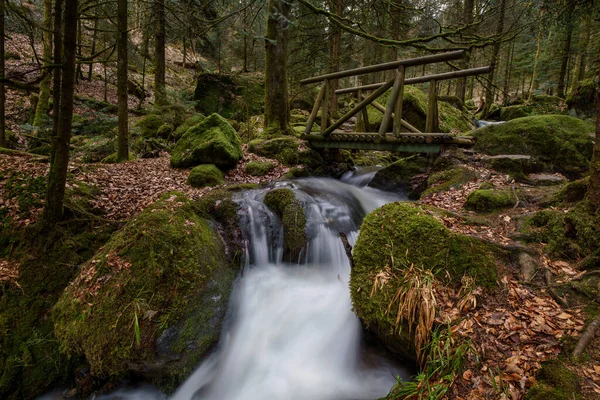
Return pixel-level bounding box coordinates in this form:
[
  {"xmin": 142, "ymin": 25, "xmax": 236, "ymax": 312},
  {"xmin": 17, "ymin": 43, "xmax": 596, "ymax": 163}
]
[
  {"xmin": 482, "ymin": 0, "xmax": 506, "ymax": 118},
  {"xmin": 154, "ymin": 0, "xmax": 167, "ymax": 106},
  {"xmin": 0, "ymin": 0, "xmax": 5, "ymax": 148},
  {"xmin": 528, "ymin": 17, "xmax": 545, "ymax": 100},
  {"xmin": 455, "ymin": 0, "xmax": 474, "ymax": 103},
  {"xmin": 587, "ymin": 70, "xmax": 600, "ymax": 209},
  {"xmin": 570, "ymin": 15, "xmax": 592, "ymax": 95},
  {"xmin": 43, "ymin": 0, "xmax": 78, "ymax": 225},
  {"xmin": 33, "ymin": 0, "xmax": 53, "ymax": 129},
  {"xmin": 117, "ymin": 0, "xmax": 129, "ymax": 161},
  {"xmin": 52, "ymin": 0, "xmax": 63, "ymax": 161},
  {"xmin": 327, "ymin": 0, "xmax": 343, "ymax": 117},
  {"xmin": 557, "ymin": 3, "xmax": 575, "ymax": 99},
  {"xmin": 88, "ymin": 11, "xmax": 99, "ymax": 81},
  {"xmin": 502, "ymin": 40, "xmax": 514, "ymax": 104},
  {"xmin": 264, "ymin": 0, "xmax": 291, "ymax": 135}
]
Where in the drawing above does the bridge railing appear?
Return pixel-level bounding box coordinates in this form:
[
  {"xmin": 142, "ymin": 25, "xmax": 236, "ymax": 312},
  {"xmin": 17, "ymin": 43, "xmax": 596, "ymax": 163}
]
[{"xmin": 300, "ymin": 50, "xmax": 490, "ymax": 139}]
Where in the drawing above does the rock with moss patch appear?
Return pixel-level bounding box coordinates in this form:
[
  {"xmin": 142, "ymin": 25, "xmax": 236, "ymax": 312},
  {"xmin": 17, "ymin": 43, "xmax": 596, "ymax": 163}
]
[
  {"xmin": 469, "ymin": 115, "xmax": 594, "ymax": 178},
  {"xmin": 422, "ymin": 166, "xmax": 477, "ymax": 197},
  {"xmin": 172, "ymin": 114, "xmax": 205, "ymax": 141},
  {"xmin": 263, "ymin": 188, "xmax": 307, "ymax": 261},
  {"xmin": 526, "ymin": 359, "xmax": 581, "ymax": 400},
  {"xmin": 100, "ymin": 152, "xmax": 135, "ymax": 163},
  {"xmin": 170, "ymin": 113, "xmax": 242, "ymax": 169},
  {"xmin": 368, "ymin": 156, "xmax": 429, "ymax": 199},
  {"xmin": 483, "ymin": 154, "xmax": 544, "ymax": 179},
  {"xmin": 187, "ymin": 164, "xmax": 224, "ymax": 187},
  {"xmin": 249, "ymin": 137, "xmax": 323, "ymax": 168},
  {"xmin": 351, "ymin": 202, "xmax": 500, "ymax": 360},
  {"xmin": 553, "ymin": 177, "xmax": 589, "ymax": 204},
  {"xmin": 53, "ymin": 192, "xmax": 238, "ymax": 387},
  {"xmin": 80, "ymin": 136, "xmax": 116, "ymax": 163},
  {"xmin": 245, "ymin": 161, "xmax": 276, "ymax": 176},
  {"xmin": 465, "ymin": 189, "xmax": 516, "ymax": 212},
  {"xmin": 566, "ymin": 78, "xmax": 597, "ymax": 118},
  {"xmin": 136, "ymin": 114, "xmax": 165, "ymax": 138}
]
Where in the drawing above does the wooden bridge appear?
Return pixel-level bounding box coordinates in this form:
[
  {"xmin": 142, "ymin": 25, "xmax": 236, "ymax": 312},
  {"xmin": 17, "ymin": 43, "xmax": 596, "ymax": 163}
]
[{"xmin": 300, "ymin": 50, "xmax": 490, "ymax": 153}]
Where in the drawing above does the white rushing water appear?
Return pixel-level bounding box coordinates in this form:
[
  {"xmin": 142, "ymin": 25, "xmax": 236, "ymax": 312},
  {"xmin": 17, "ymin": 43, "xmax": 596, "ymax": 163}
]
[{"xmin": 43, "ymin": 174, "xmax": 409, "ymax": 400}]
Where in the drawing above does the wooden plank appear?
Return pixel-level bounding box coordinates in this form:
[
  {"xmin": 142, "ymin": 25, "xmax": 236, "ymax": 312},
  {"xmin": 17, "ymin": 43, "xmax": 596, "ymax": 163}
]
[
  {"xmin": 306, "ymin": 140, "xmax": 443, "ymax": 153},
  {"xmin": 320, "ymin": 79, "xmax": 330, "ymax": 134},
  {"xmin": 378, "ymin": 66, "xmax": 404, "ymax": 136},
  {"xmin": 393, "ymin": 65, "xmax": 405, "ymax": 136},
  {"xmin": 425, "ymin": 79, "xmax": 438, "ymax": 133},
  {"xmin": 322, "ymin": 78, "xmax": 395, "ymax": 136},
  {"xmin": 357, "ymin": 89, "xmax": 370, "ymax": 132},
  {"xmin": 300, "ymin": 50, "xmax": 465, "ymax": 84},
  {"xmin": 369, "ymin": 99, "xmax": 421, "ymax": 133},
  {"xmin": 304, "ymin": 82, "xmax": 326, "ymax": 135},
  {"xmin": 335, "ymin": 65, "xmax": 492, "ymax": 95}
]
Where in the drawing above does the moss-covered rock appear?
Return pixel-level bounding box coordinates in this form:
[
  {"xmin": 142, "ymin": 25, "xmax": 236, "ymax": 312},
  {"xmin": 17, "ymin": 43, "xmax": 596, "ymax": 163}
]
[
  {"xmin": 464, "ymin": 189, "xmax": 516, "ymax": 212},
  {"xmin": 351, "ymin": 202, "xmax": 499, "ymax": 360},
  {"xmin": 248, "ymin": 137, "xmax": 323, "ymax": 168},
  {"xmin": 172, "ymin": 114, "xmax": 205, "ymax": 141},
  {"xmin": 80, "ymin": 136, "xmax": 116, "ymax": 163},
  {"xmin": 422, "ymin": 166, "xmax": 477, "ymax": 197},
  {"xmin": 100, "ymin": 152, "xmax": 136, "ymax": 163},
  {"xmin": 136, "ymin": 114, "xmax": 165, "ymax": 138},
  {"xmin": 170, "ymin": 113, "xmax": 243, "ymax": 169},
  {"xmin": 245, "ymin": 161, "xmax": 276, "ymax": 176},
  {"xmin": 368, "ymin": 156, "xmax": 429, "ymax": 199},
  {"xmin": 552, "ymin": 177, "xmax": 589, "ymax": 204},
  {"xmin": 263, "ymin": 188, "xmax": 307, "ymax": 261},
  {"xmin": 526, "ymin": 359, "xmax": 581, "ymax": 400},
  {"xmin": 157, "ymin": 123, "xmax": 174, "ymax": 139},
  {"xmin": 53, "ymin": 193, "xmax": 237, "ymax": 386},
  {"xmin": 365, "ymin": 86, "xmax": 474, "ymax": 133},
  {"xmin": 566, "ymin": 78, "xmax": 597, "ymax": 118},
  {"xmin": 187, "ymin": 164, "xmax": 224, "ymax": 188},
  {"xmin": 469, "ymin": 115, "xmax": 594, "ymax": 178},
  {"xmin": 483, "ymin": 154, "xmax": 544, "ymax": 180},
  {"xmin": 488, "ymin": 96, "xmax": 567, "ymax": 122}
]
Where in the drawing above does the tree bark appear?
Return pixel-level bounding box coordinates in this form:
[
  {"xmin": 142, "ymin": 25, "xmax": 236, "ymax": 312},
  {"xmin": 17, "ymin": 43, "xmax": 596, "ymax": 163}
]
[
  {"xmin": 154, "ymin": 0, "xmax": 167, "ymax": 106},
  {"xmin": 264, "ymin": 0, "xmax": 291, "ymax": 135},
  {"xmin": 117, "ymin": 0, "xmax": 129, "ymax": 161},
  {"xmin": 587, "ymin": 71, "xmax": 600, "ymax": 210},
  {"xmin": 482, "ymin": 0, "xmax": 506, "ymax": 118},
  {"xmin": 327, "ymin": 0, "xmax": 343, "ymax": 117},
  {"xmin": 557, "ymin": 3, "xmax": 575, "ymax": 99},
  {"xmin": 33, "ymin": 0, "xmax": 53, "ymax": 129},
  {"xmin": 455, "ymin": 0, "xmax": 474, "ymax": 103},
  {"xmin": 43, "ymin": 0, "xmax": 78, "ymax": 225},
  {"xmin": 0, "ymin": 0, "xmax": 5, "ymax": 148},
  {"xmin": 570, "ymin": 15, "xmax": 592, "ymax": 95},
  {"xmin": 528, "ymin": 17, "xmax": 545, "ymax": 100},
  {"xmin": 52, "ymin": 0, "xmax": 63, "ymax": 161}
]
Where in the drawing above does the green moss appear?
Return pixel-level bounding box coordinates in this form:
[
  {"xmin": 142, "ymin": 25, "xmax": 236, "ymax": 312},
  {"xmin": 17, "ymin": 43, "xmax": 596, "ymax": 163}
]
[
  {"xmin": 422, "ymin": 167, "xmax": 477, "ymax": 197},
  {"xmin": 526, "ymin": 359, "xmax": 580, "ymax": 400},
  {"xmin": 170, "ymin": 113, "xmax": 243, "ymax": 169},
  {"xmin": 196, "ymin": 189, "xmax": 239, "ymax": 228},
  {"xmin": 248, "ymin": 136, "xmax": 323, "ymax": 167},
  {"xmin": 136, "ymin": 114, "xmax": 165, "ymax": 138},
  {"xmin": 464, "ymin": 189, "xmax": 515, "ymax": 212},
  {"xmin": 553, "ymin": 177, "xmax": 589, "ymax": 204},
  {"xmin": 53, "ymin": 192, "xmax": 233, "ymax": 382},
  {"xmin": 100, "ymin": 152, "xmax": 135, "ymax": 163},
  {"xmin": 351, "ymin": 202, "xmax": 499, "ymax": 360},
  {"xmin": 368, "ymin": 156, "xmax": 429, "ymax": 198},
  {"xmin": 157, "ymin": 123, "xmax": 174, "ymax": 139},
  {"xmin": 485, "ymin": 155, "xmax": 542, "ymax": 180},
  {"xmin": 187, "ymin": 164, "xmax": 224, "ymax": 188},
  {"xmin": 469, "ymin": 115, "xmax": 594, "ymax": 177},
  {"xmin": 566, "ymin": 78, "xmax": 597, "ymax": 117},
  {"xmin": 80, "ymin": 136, "xmax": 116, "ymax": 163},
  {"xmin": 172, "ymin": 114, "xmax": 205, "ymax": 141},
  {"xmin": 245, "ymin": 161, "xmax": 276, "ymax": 176},
  {"xmin": 263, "ymin": 188, "xmax": 307, "ymax": 261}
]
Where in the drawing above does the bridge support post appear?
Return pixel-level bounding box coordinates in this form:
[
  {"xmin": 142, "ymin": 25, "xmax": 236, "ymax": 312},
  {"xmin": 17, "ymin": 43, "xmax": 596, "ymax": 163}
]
[
  {"xmin": 355, "ymin": 89, "xmax": 370, "ymax": 132},
  {"xmin": 320, "ymin": 79, "xmax": 331, "ymax": 134},
  {"xmin": 425, "ymin": 79, "xmax": 439, "ymax": 132},
  {"xmin": 393, "ymin": 65, "xmax": 406, "ymax": 136},
  {"xmin": 304, "ymin": 82, "xmax": 326, "ymax": 135},
  {"xmin": 378, "ymin": 65, "xmax": 405, "ymax": 136}
]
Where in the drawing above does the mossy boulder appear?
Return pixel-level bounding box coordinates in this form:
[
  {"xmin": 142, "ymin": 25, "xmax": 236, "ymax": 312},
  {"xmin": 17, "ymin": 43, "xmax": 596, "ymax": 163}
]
[
  {"xmin": 488, "ymin": 96, "xmax": 567, "ymax": 122},
  {"xmin": 422, "ymin": 166, "xmax": 477, "ymax": 197},
  {"xmin": 351, "ymin": 202, "xmax": 499, "ymax": 360},
  {"xmin": 566, "ymin": 78, "xmax": 597, "ymax": 118},
  {"xmin": 526, "ymin": 359, "xmax": 581, "ymax": 400},
  {"xmin": 248, "ymin": 137, "xmax": 323, "ymax": 168},
  {"xmin": 483, "ymin": 154, "xmax": 544, "ymax": 180},
  {"xmin": 53, "ymin": 193, "xmax": 237, "ymax": 385},
  {"xmin": 368, "ymin": 156, "xmax": 429, "ymax": 199},
  {"xmin": 263, "ymin": 188, "xmax": 307, "ymax": 262},
  {"xmin": 80, "ymin": 136, "xmax": 116, "ymax": 163},
  {"xmin": 187, "ymin": 164, "xmax": 224, "ymax": 188},
  {"xmin": 464, "ymin": 189, "xmax": 516, "ymax": 212},
  {"xmin": 245, "ymin": 161, "xmax": 276, "ymax": 176},
  {"xmin": 132, "ymin": 137, "xmax": 168, "ymax": 159},
  {"xmin": 172, "ymin": 114, "xmax": 205, "ymax": 141},
  {"xmin": 365, "ymin": 86, "xmax": 474, "ymax": 133},
  {"xmin": 100, "ymin": 152, "xmax": 135, "ymax": 163},
  {"xmin": 136, "ymin": 114, "xmax": 165, "ymax": 138},
  {"xmin": 170, "ymin": 113, "xmax": 242, "ymax": 169},
  {"xmin": 469, "ymin": 115, "xmax": 594, "ymax": 178}
]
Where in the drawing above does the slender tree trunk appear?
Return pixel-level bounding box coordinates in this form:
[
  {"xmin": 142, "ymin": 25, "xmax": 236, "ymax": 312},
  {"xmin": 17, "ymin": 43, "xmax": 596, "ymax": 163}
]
[
  {"xmin": 264, "ymin": 0, "xmax": 291, "ymax": 135},
  {"xmin": 327, "ymin": 0, "xmax": 343, "ymax": 117},
  {"xmin": 455, "ymin": 0, "xmax": 474, "ymax": 103},
  {"xmin": 182, "ymin": 37, "xmax": 187, "ymax": 69},
  {"xmin": 52, "ymin": 0, "xmax": 64, "ymax": 161},
  {"xmin": 503, "ymin": 41, "xmax": 513, "ymax": 104},
  {"xmin": 529, "ymin": 18, "xmax": 545, "ymax": 100},
  {"xmin": 117, "ymin": 0, "xmax": 129, "ymax": 161},
  {"xmin": 154, "ymin": 0, "xmax": 167, "ymax": 106},
  {"xmin": 557, "ymin": 5, "xmax": 575, "ymax": 99},
  {"xmin": 33, "ymin": 0, "xmax": 53, "ymax": 129},
  {"xmin": 482, "ymin": 0, "xmax": 506, "ymax": 117},
  {"xmin": 76, "ymin": 18, "xmax": 82, "ymax": 83},
  {"xmin": 88, "ymin": 11, "xmax": 99, "ymax": 81},
  {"xmin": 43, "ymin": 0, "xmax": 78, "ymax": 225},
  {"xmin": 570, "ymin": 15, "xmax": 592, "ymax": 95},
  {"xmin": 588, "ymin": 71, "xmax": 600, "ymax": 209},
  {"xmin": 0, "ymin": 0, "xmax": 5, "ymax": 148}
]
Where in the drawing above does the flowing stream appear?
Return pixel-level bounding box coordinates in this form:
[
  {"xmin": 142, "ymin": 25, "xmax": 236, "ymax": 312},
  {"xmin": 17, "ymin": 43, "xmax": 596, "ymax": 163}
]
[{"xmin": 43, "ymin": 172, "xmax": 410, "ymax": 400}]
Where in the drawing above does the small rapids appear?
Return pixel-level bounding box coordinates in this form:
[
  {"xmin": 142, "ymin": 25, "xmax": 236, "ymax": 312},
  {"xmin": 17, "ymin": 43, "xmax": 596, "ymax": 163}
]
[{"xmin": 43, "ymin": 173, "xmax": 410, "ymax": 400}]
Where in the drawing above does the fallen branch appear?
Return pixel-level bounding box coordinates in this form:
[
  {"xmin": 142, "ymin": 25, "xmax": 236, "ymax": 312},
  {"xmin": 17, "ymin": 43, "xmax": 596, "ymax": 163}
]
[
  {"xmin": 0, "ymin": 147, "xmax": 49, "ymax": 161},
  {"xmin": 339, "ymin": 232, "xmax": 354, "ymax": 269},
  {"xmin": 545, "ymin": 269, "xmax": 569, "ymax": 308},
  {"xmin": 573, "ymin": 314, "xmax": 600, "ymax": 359}
]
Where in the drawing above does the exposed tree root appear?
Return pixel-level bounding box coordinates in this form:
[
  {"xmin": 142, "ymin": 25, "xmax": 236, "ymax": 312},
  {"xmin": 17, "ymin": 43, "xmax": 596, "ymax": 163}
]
[{"xmin": 573, "ymin": 314, "xmax": 600, "ymax": 359}]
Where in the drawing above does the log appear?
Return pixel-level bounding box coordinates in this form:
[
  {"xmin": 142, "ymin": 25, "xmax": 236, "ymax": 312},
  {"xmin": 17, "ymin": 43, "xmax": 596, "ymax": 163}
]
[
  {"xmin": 425, "ymin": 79, "xmax": 438, "ymax": 133},
  {"xmin": 393, "ymin": 66, "xmax": 406, "ymax": 136},
  {"xmin": 339, "ymin": 232, "xmax": 354, "ymax": 269},
  {"xmin": 304, "ymin": 83, "xmax": 326, "ymax": 135},
  {"xmin": 378, "ymin": 66, "xmax": 405, "ymax": 136},
  {"xmin": 0, "ymin": 147, "xmax": 49, "ymax": 161},
  {"xmin": 573, "ymin": 314, "xmax": 600, "ymax": 359},
  {"xmin": 320, "ymin": 79, "xmax": 331, "ymax": 134},
  {"xmin": 301, "ymin": 50, "xmax": 465, "ymax": 84},
  {"xmin": 368, "ymin": 99, "xmax": 421, "ymax": 133}
]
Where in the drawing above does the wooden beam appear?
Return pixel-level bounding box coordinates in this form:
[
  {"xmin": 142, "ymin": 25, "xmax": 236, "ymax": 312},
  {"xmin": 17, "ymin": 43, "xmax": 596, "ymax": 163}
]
[
  {"xmin": 300, "ymin": 50, "xmax": 465, "ymax": 84},
  {"xmin": 425, "ymin": 79, "xmax": 438, "ymax": 133},
  {"xmin": 368, "ymin": 98, "xmax": 421, "ymax": 133},
  {"xmin": 320, "ymin": 79, "xmax": 331, "ymax": 134},
  {"xmin": 356, "ymin": 89, "xmax": 370, "ymax": 132},
  {"xmin": 304, "ymin": 82, "xmax": 326, "ymax": 135},
  {"xmin": 322, "ymin": 78, "xmax": 395, "ymax": 136},
  {"xmin": 378, "ymin": 65, "xmax": 405, "ymax": 136},
  {"xmin": 335, "ymin": 66, "xmax": 492, "ymax": 95},
  {"xmin": 393, "ymin": 66, "xmax": 405, "ymax": 136}
]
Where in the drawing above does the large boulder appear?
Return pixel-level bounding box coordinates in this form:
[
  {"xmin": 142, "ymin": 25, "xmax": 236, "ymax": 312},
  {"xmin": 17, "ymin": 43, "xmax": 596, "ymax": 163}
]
[
  {"xmin": 263, "ymin": 188, "xmax": 307, "ymax": 262},
  {"xmin": 351, "ymin": 202, "xmax": 499, "ymax": 361},
  {"xmin": 368, "ymin": 156, "xmax": 429, "ymax": 199},
  {"xmin": 53, "ymin": 192, "xmax": 238, "ymax": 386},
  {"xmin": 469, "ymin": 115, "xmax": 594, "ymax": 178},
  {"xmin": 171, "ymin": 113, "xmax": 243, "ymax": 169},
  {"xmin": 187, "ymin": 164, "xmax": 224, "ymax": 188}
]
